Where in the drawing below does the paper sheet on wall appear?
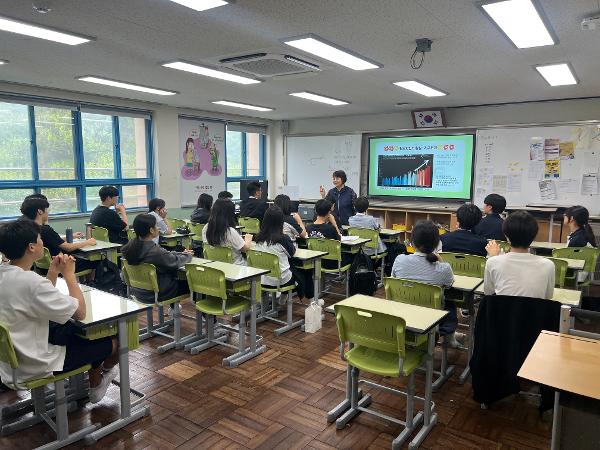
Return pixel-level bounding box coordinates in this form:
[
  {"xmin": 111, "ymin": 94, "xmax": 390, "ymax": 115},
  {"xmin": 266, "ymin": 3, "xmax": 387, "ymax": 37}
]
[
  {"xmin": 571, "ymin": 126, "xmax": 592, "ymax": 149},
  {"xmin": 591, "ymin": 128, "xmax": 600, "ymax": 150},
  {"xmin": 544, "ymin": 159, "xmax": 560, "ymax": 178},
  {"xmin": 474, "ymin": 188, "xmax": 487, "ymax": 206},
  {"xmin": 527, "ymin": 161, "xmax": 545, "ymax": 180},
  {"xmin": 492, "ymin": 175, "xmax": 507, "ymax": 193},
  {"xmin": 560, "ymin": 159, "xmax": 578, "ymax": 179},
  {"xmin": 557, "ymin": 178, "xmax": 578, "ymax": 194},
  {"xmin": 529, "ymin": 137, "xmax": 545, "ymax": 161},
  {"xmin": 544, "ymin": 138, "xmax": 560, "ymax": 160},
  {"xmin": 582, "ymin": 151, "xmax": 600, "ymax": 173},
  {"xmin": 482, "ymin": 142, "xmax": 494, "ymax": 165},
  {"xmin": 507, "ymin": 173, "xmax": 522, "ymax": 192},
  {"xmin": 538, "ymin": 180, "xmax": 557, "ymax": 200},
  {"xmin": 581, "ymin": 174, "xmax": 599, "ymax": 196},
  {"xmin": 276, "ymin": 185, "xmax": 300, "ymax": 200},
  {"xmin": 559, "ymin": 142, "xmax": 575, "ymax": 159}
]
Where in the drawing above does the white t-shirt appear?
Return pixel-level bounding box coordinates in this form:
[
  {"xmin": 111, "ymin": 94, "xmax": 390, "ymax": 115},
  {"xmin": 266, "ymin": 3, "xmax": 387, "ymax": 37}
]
[
  {"xmin": 0, "ymin": 265, "xmax": 78, "ymax": 385},
  {"xmin": 202, "ymin": 226, "xmax": 247, "ymax": 266},
  {"xmin": 484, "ymin": 252, "xmax": 555, "ymax": 299},
  {"xmin": 149, "ymin": 211, "xmax": 169, "ymax": 244}
]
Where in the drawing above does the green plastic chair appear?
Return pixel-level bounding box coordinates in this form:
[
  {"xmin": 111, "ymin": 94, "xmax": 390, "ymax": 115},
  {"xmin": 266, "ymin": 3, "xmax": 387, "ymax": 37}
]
[
  {"xmin": 308, "ymin": 237, "xmax": 352, "ymax": 298},
  {"xmin": 127, "ymin": 229, "xmax": 136, "ymax": 241},
  {"xmin": 34, "ymin": 247, "xmax": 93, "ymax": 280},
  {"xmin": 203, "ymin": 244, "xmax": 233, "ymax": 263},
  {"xmin": 333, "ymin": 305, "xmax": 427, "ymax": 448},
  {"xmin": 188, "ymin": 223, "xmax": 204, "ymax": 243},
  {"xmin": 348, "ymin": 227, "xmax": 388, "ymax": 284},
  {"xmin": 552, "ymin": 247, "xmax": 600, "ymax": 288},
  {"xmin": 184, "ymin": 264, "xmax": 250, "ymax": 356},
  {"xmin": 0, "ymin": 323, "xmax": 98, "ymax": 447},
  {"xmin": 91, "ymin": 226, "xmax": 109, "ymax": 242},
  {"xmin": 495, "ymin": 240, "xmax": 511, "ymax": 253},
  {"xmin": 169, "ymin": 218, "xmax": 187, "ymax": 230},
  {"xmin": 546, "ymin": 257, "xmax": 568, "ymax": 288},
  {"xmin": 121, "ymin": 260, "xmax": 190, "ymax": 353},
  {"xmin": 238, "ymin": 217, "xmax": 260, "ymax": 234},
  {"xmin": 439, "ymin": 252, "xmax": 486, "ymax": 277}
]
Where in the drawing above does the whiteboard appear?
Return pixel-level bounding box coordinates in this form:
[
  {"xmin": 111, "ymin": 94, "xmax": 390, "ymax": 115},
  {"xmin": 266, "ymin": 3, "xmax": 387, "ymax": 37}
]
[
  {"xmin": 286, "ymin": 134, "xmax": 362, "ymax": 199},
  {"xmin": 474, "ymin": 124, "xmax": 600, "ymax": 214}
]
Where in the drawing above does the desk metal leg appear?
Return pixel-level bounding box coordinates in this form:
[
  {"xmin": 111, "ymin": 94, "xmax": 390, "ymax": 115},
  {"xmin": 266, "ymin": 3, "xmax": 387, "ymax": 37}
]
[
  {"xmin": 549, "ymin": 213, "xmax": 554, "ymax": 242},
  {"xmin": 314, "ymin": 258, "xmax": 321, "ymax": 301},
  {"xmin": 551, "ymin": 391, "xmax": 561, "ymax": 450},
  {"xmin": 85, "ymin": 318, "xmax": 149, "ymax": 444},
  {"xmin": 459, "ymin": 294, "xmax": 475, "ymax": 384}
]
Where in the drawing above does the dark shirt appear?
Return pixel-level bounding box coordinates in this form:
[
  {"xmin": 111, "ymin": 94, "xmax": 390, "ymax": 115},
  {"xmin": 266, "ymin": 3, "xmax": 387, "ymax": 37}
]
[
  {"xmin": 307, "ymin": 222, "xmax": 340, "ymax": 240},
  {"xmin": 326, "ymin": 185, "xmax": 357, "ymax": 226},
  {"xmin": 567, "ymin": 228, "xmax": 590, "ymax": 247},
  {"xmin": 474, "ymin": 213, "xmax": 505, "ymax": 241},
  {"xmin": 89, "ymin": 205, "xmax": 127, "ymax": 244},
  {"xmin": 190, "ymin": 208, "xmax": 210, "ymax": 224},
  {"xmin": 40, "ymin": 224, "xmax": 65, "ymax": 257},
  {"xmin": 283, "ymin": 215, "xmax": 302, "ymax": 234},
  {"xmin": 239, "ymin": 197, "xmax": 268, "ymax": 220},
  {"xmin": 440, "ymin": 229, "xmax": 488, "ymax": 257}
]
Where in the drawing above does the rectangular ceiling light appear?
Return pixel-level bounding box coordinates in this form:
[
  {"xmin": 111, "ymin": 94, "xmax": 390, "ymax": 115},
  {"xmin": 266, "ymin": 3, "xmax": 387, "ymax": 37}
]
[
  {"xmin": 212, "ymin": 100, "xmax": 273, "ymax": 112},
  {"xmin": 480, "ymin": 0, "xmax": 555, "ymax": 48},
  {"xmin": 289, "ymin": 92, "xmax": 349, "ymax": 106},
  {"xmin": 0, "ymin": 15, "xmax": 91, "ymax": 45},
  {"xmin": 77, "ymin": 76, "xmax": 177, "ymax": 96},
  {"xmin": 168, "ymin": 0, "xmax": 229, "ymax": 12},
  {"xmin": 0, "ymin": 60, "xmax": 7, "ymax": 65},
  {"xmin": 282, "ymin": 34, "xmax": 381, "ymax": 70},
  {"xmin": 535, "ymin": 63, "xmax": 577, "ymax": 86},
  {"xmin": 393, "ymin": 81, "xmax": 447, "ymax": 97},
  {"xmin": 162, "ymin": 61, "xmax": 261, "ymax": 85}
]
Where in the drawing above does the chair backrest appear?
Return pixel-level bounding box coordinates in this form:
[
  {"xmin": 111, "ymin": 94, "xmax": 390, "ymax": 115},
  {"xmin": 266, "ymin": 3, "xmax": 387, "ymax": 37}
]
[
  {"xmin": 169, "ymin": 218, "xmax": 187, "ymax": 230},
  {"xmin": 496, "ymin": 240, "xmax": 511, "ymax": 253},
  {"xmin": 121, "ymin": 259, "xmax": 159, "ymax": 293},
  {"xmin": 546, "ymin": 257, "xmax": 568, "ymax": 288},
  {"xmin": 0, "ymin": 324, "xmax": 19, "ymax": 370},
  {"xmin": 188, "ymin": 223, "xmax": 204, "ymax": 241},
  {"xmin": 348, "ymin": 227, "xmax": 378, "ymax": 250},
  {"xmin": 335, "ymin": 304, "xmax": 406, "ymax": 359},
  {"xmin": 384, "ymin": 278, "xmax": 443, "ymax": 309},
  {"xmin": 185, "ymin": 264, "xmax": 227, "ymax": 299},
  {"xmin": 203, "ymin": 245, "xmax": 233, "ymax": 263},
  {"xmin": 92, "ymin": 226, "xmax": 109, "ymax": 242},
  {"xmin": 34, "ymin": 247, "xmax": 52, "ymax": 271},
  {"xmin": 307, "ymin": 237, "xmax": 342, "ymax": 262},
  {"xmin": 439, "ymin": 252, "xmax": 486, "ymax": 277},
  {"xmin": 238, "ymin": 217, "xmax": 260, "ymax": 234},
  {"xmin": 552, "ymin": 247, "xmax": 600, "ymax": 273},
  {"xmin": 247, "ymin": 249, "xmax": 281, "ymax": 279},
  {"xmin": 127, "ymin": 229, "xmax": 136, "ymax": 241}
]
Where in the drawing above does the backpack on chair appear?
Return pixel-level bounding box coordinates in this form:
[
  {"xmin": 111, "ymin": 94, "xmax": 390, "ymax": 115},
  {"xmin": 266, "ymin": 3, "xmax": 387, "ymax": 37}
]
[{"xmin": 348, "ymin": 248, "xmax": 377, "ymax": 296}]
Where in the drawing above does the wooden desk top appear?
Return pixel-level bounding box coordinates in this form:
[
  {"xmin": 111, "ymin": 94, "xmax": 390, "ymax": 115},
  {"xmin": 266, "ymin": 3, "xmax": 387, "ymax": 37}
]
[
  {"xmin": 292, "ymin": 248, "xmax": 328, "ymax": 261},
  {"xmin": 553, "ymin": 257, "xmax": 585, "ymax": 270},
  {"xmin": 332, "ymin": 295, "xmax": 448, "ymax": 334},
  {"xmin": 76, "ymin": 240, "xmax": 122, "ymax": 252},
  {"xmin": 203, "ymin": 261, "xmax": 269, "ymax": 282},
  {"xmin": 74, "ymin": 289, "xmax": 150, "ymax": 328},
  {"xmin": 451, "ymin": 275, "xmax": 483, "ymax": 292},
  {"xmin": 518, "ymin": 331, "xmax": 600, "ymax": 400},
  {"xmin": 531, "ymin": 241, "xmax": 568, "ymax": 250}
]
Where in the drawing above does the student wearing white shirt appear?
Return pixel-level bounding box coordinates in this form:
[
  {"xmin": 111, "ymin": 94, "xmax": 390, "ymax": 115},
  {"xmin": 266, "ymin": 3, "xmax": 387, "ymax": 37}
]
[
  {"xmin": 148, "ymin": 198, "xmax": 173, "ymax": 244},
  {"xmin": 348, "ymin": 196, "xmax": 387, "ymax": 256},
  {"xmin": 0, "ymin": 220, "xmax": 119, "ymax": 403},
  {"xmin": 484, "ymin": 211, "xmax": 555, "ymax": 299}
]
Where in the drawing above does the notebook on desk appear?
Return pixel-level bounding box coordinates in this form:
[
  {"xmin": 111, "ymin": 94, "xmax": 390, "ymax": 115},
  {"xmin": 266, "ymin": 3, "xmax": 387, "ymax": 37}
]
[{"xmin": 341, "ymin": 235, "xmax": 359, "ymax": 242}]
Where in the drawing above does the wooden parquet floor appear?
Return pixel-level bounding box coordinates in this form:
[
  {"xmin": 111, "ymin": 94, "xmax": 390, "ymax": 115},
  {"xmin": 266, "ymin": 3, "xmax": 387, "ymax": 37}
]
[{"xmin": 0, "ymin": 285, "xmax": 552, "ymax": 449}]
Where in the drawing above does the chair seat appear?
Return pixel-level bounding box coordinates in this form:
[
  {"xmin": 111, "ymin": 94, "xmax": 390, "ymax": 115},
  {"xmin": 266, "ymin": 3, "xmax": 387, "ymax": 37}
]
[
  {"xmin": 345, "ymin": 345, "xmax": 425, "ymax": 377},
  {"xmin": 194, "ymin": 295, "xmax": 250, "ymax": 316},
  {"xmin": 370, "ymin": 251, "xmax": 388, "ymax": 261},
  {"xmin": 321, "ymin": 263, "xmax": 352, "ymax": 274},
  {"xmin": 23, "ymin": 364, "xmax": 92, "ymax": 390},
  {"xmin": 261, "ymin": 283, "xmax": 295, "ymax": 293}
]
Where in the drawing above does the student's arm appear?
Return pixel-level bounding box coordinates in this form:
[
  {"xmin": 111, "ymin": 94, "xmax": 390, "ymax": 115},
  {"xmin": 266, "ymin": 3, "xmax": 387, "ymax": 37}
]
[
  {"xmin": 148, "ymin": 245, "xmax": 192, "ymax": 271},
  {"xmin": 115, "ymin": 204, "xmax": 128, "ymax": 227},
  {"xmin": 241, "ymin": 233, "xmax": 253, "ymax": 252},
  {"xmin": 291, "ymin": 213, "xmax": 307, "ymax": 238},
  {"xmin": 40, "ymin": 254, "xmax": 85, "ymax": 321},
  {"xmin": 545, "ymin": 262, "xmax": 555, "ymax": 299},
  {"xmin": 281, "ymin": 235, "xmax": 296, "ymax": 257},
  {"xmin": 230, "ymin": 228, "xmax": 253, "ymax": 252},
  {"xmin": 327, "ymin": 213, "xmax": 341, "ymax": 237},
  {"xmin": 59, "ymin": 238, "xmax": 97, "ymax": 253},
  {"xmin": 483, "ymin": 263, "xmax": 495, "ymax": 296},
  {"xmin": 163, "ymin": 217, "xmax": 173, "ymax": 235}
]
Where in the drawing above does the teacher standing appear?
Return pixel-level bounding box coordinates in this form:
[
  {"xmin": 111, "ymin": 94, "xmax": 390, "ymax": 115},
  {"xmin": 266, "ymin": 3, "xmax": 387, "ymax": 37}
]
[{"xmin": 319, "ymin": 170, "xmax": 357, "ymax": 226}]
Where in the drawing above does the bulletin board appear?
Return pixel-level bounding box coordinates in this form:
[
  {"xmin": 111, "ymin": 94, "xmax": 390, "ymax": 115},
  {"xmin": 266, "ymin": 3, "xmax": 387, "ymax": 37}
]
[{"xmin": 473, "ymin": 124, "xmax": 600, "ymax": 214}]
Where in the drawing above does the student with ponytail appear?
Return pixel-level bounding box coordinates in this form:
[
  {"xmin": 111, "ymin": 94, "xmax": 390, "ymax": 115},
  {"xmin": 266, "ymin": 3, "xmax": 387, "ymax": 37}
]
[
  {"xmin": 564, "ymin": 205, "xmax": 597, "ymax": 248},
  {"xmin": 121, "ymin": 214, "xmax": 192, "ymax": 303},
  {"xmin": 391, "ymin": 220, "xmax": 459, "ymax": 346}
]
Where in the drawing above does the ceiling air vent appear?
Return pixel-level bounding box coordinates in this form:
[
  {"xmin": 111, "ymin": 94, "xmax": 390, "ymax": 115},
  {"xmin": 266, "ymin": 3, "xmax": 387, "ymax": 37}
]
[{"xmin": 219, "ymin": 53, "xmax": 320, "ymax": 77}]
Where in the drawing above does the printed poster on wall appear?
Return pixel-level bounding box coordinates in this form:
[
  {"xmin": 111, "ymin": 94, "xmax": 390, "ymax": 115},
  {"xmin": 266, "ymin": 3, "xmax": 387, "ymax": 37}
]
[{"xmin": 179, "ymin": 118, "xmax": 226, "ymax": 206}]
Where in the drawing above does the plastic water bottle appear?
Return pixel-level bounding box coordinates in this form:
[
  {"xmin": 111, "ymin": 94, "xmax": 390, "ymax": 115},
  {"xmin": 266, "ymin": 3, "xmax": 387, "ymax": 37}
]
[
  {"xmin": 65, "ymin": 227, "xmax": 73, "ymax": 243},
  {"xmin": 304, "ymin": 299, "xmax": 323, "ymax": 333}
]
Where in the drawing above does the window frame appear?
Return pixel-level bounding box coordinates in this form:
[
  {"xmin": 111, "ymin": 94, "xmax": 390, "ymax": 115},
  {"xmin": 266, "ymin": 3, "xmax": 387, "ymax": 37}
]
[
  {"xmin": 0, "ymin": 97, "xmax": 155, "ymax": 219},
  {"xmin": 225, "ymin": 131, "xmax": 266, "ymax": 198}
]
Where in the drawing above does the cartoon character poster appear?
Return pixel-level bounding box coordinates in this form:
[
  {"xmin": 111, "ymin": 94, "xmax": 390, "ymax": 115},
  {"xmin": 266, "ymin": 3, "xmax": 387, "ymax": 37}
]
[{"xmin": 179, "ymin": 118, "xmax": 225, "ymax": 205}]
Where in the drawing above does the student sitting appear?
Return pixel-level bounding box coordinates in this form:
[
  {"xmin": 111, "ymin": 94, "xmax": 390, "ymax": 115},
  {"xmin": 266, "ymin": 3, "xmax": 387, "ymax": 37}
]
[
  {"xmin": 148, "ymin": 198, "xmax": 173, "ymax": 245},
  {"xmin": 0, "ymin": 220, "xmax": 119, "ymax": 403},
  {"xmin": 254, "ymin": 206, "xmax": 313, "ymax": 302},
  {"xmin": 217, "ymin": 191, "xmax": 234, "ymax": 200},
  {"xmin": 239, "ymin": 181, "xmax": 267, "ymax": 220},
  {"xmin": 564, "ymin": 205, "xmax": 597, "ymax": 248},
  {"xmin": 348, "ymin": 196, "xmax": 386, "ymax": 256},
  {"xmin": 485, "ymin": 211, "xmax": 555, "ymax": 299},
  {"xmin": 392, "ymin": 220, "xmax": 459, "ymax": 346},
  {"xmin": 202, "ymin": 198, "xmax": 253, "ymax": 265},
  {"xmin": 307, "ymin": 199, "xmax": 351, "ymax": 270},
  {"xmin": 20, "ymin": 196, "xmax": 97, "ymax": 274},
  {"xmin": 474, "ymin": 193, "xmax": 506, "ymax": 241},
  {"xmin": 121, "ymin": 214, "xmax": 192, "ymax": 303},
  {"xmin": 89, "ymin": 185, "xmax": 128, "ymax": 244},
  {"xmin": 190, "ymin": 193, "xmax": 213, "ymax": 224},
  {"xmin": 274, "ymin": 194, "xmax": 307, "ymax": 242},
  {"xmin": 440, "ymin": 203, "xmax": 488, "ymax": 256}
]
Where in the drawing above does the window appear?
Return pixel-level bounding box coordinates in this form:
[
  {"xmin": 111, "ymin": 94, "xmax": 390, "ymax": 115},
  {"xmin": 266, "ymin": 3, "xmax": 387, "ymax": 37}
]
[
  {"xmin": 225, "ymin": 127, "xmax": 266, "ymax": 199},
  {"xmin": 0, "ymin": 98, "xmax": 154, "ymax": 218}
]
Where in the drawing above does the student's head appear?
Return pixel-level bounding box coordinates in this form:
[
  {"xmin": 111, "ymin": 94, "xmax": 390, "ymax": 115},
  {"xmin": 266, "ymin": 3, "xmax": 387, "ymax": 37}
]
[
  {"xmin": 503, "ymin": 211, "xmax": 538, "ymax": 249},
  {"xmin": 148, "ymin": 198, "xmax": 166, "ymax": 214},
  {"xmin": 0, "ymin": 219, "xmax": 43, "ymax": 261},
  {"xmin": 99, "ymin": 185, "xmax": 120, "ymax": 205},
  {"xmin": 456, "ymin": 203, "xmax": 482, "ymax": 231},
  {"xmin": 24, "ymin": 193, "xmax": 48, "ymax": 201},
  {"xmin": 314, "ymin": 199, "xmax": 333, "ymax": 218},
  {"xmin": 246, "ymin": 181, "xmax": 262, "ymax": 198},
  {"xmin": 412, "ymin": 220, "xmax": 441, "ymax": 264},
  {"xmin": 564, "ymin": 205, "xmax": 596, "ymax": 247},
  {"xmin": 20, "ymin": 197, "xmax": 50, "ymax": 222},
  {"xmin": 205, "ymin": 198, "xmax": 237, "ymax": 246},
  {"xmin": 218, "ymin": 191, "xmax": 233, "ymax": 200},
  {"xmin": 273, "ymin": 194, "xmax": 292, "ymax": 215},
  {"xmin": 354, "ymin": 196, "xmax": 369, "ymax": 214},
  {"xmin": 256, "ymin": 206, "xmax": 284, "ymax": 244},
  {"xmin": 332, "ymin": 170, "xmax": 347, "ymax": 188},
  {"xmin": 122, "ymin": 214, "xmax": 158, "ymax": 265},
  {"xmin": 197, "ymin": 193, "xmax": 213, "ymax": 211},
  {"xmin": 483, "ymin": 193, "xmax": 506, "ymax": 215}
]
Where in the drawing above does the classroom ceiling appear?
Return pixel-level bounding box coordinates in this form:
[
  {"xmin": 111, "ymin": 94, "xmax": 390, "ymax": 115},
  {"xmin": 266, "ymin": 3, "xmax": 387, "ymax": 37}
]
[{"xmin": 0, "ymin": 0, "xmax": 599, "ymax": 120}]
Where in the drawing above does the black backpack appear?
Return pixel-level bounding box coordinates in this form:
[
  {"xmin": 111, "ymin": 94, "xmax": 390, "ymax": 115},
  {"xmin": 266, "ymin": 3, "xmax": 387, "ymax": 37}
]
[
  {"xmin": 384, "ymin": 241, "xmax": 408, "ymax": 277},
  {"xmin": 348, "ymin": 248, "xmax": 378, "ymax": 296},
  {"xmin": 87, "ymin": 258, "xmax": 127, "ymax": 297}
]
